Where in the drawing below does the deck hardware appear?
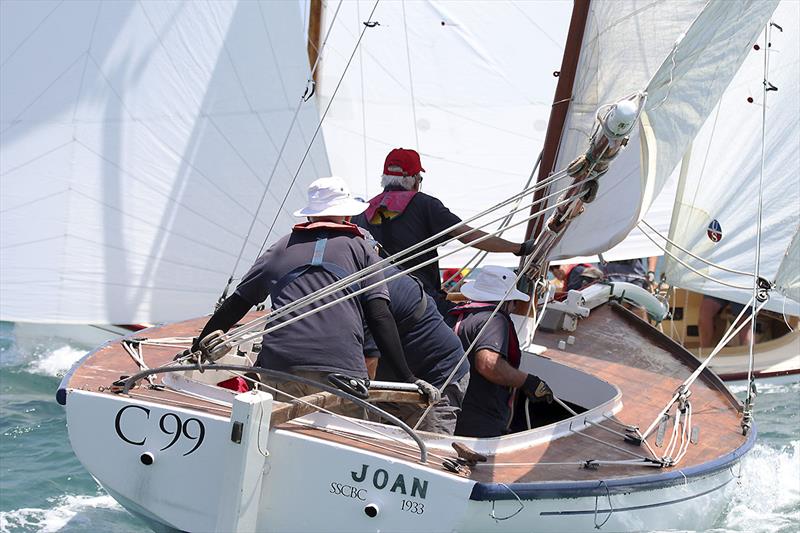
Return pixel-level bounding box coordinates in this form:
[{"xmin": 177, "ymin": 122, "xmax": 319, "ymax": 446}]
[
  {"xmin": 231, "ymin": 421, "xmax": 243, "ymax": 444},
  {"xmin": 363, "ymin": 504, "xmax": 379, "ymax": 518},
  {"xmin": 583, "ymin": 459, "xmax": 599, "ymax": 470},
  {"xmin": 452, "ymin": 442, "xmax": 487, "ymax": 466},
  {"xmin": 623, "ymin": 428, "xmax": 642, "ymax": 446},
  {"xmin": 655, "ymin": 415, "xmax": 669, "ymax": 447},
  {"xmin": 140, "ymin": 452, "xmax": 154, "ymax": 466},
  {"xmin": 441, "ymin": 458, "xmax": 463, "ymax": 474},
  {"xmin": 690, "ymin": 426, "xmax": 700, "ymax": 444}
]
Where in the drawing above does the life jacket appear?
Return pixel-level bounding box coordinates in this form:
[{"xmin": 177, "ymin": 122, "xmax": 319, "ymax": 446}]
[
  {"xmin": 562, "ymin": 263, "xmax": 592, "ymax": 282},
  {"xmin": 448, "ymin": 302, "xmax": 521, "ymax": 368},
  {"xmin": 272, "ymin": 223, "xmax": 364, "ymax": 301},
  {"xmin": 364, "ymin": 190, "xmax": 417, "ymax": 223}
]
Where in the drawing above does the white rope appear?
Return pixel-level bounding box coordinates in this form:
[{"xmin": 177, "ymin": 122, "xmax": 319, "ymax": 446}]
[
  {"xmin": 638, "ymin": 220, "xmax": 753, "ymax": 277},
  {"xmin": 226, "ymin": 184, "xmax": 576, "ymax": 346},
  {"xmin": 638, "ymin": 222, "xmax": 753, "ymax": 290}
]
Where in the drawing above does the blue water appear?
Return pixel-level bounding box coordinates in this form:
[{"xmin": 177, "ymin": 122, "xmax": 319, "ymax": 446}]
[{"xmin": 0, "ymin": 321, "xmax": 798, "ymax": 532}]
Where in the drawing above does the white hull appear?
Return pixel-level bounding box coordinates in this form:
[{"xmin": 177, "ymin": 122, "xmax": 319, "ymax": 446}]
[
  {"xmin": 693, "ymin": 329, "xmax": 800, "ymax": 385},
  {"xmin": 64, "ymin": 388, "xmax": 749, "ymax": 533}
]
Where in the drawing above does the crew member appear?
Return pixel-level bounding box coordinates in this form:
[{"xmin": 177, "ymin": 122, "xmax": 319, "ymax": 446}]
[
  {"xmin": 549, "ymin": 263, "xmax": 603, "ymax": 292},
  {"xmin": 352, "ymin": 148, "xmax": 535, "ymax": 312},
  {"xmin": 194, "ymin": 177, "xmax": 438, "ymax": 405},
  {"xmin": 363, "ymin": 265, "xmax": 470, "ymax": 435},
  {"xmin": 447, "ymin": 266, "xmax": 553, "ymax": 438}
]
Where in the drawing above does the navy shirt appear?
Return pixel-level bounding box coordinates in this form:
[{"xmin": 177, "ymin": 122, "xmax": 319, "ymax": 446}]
[
  {"xmin": 352, "ymin": 190, "xmax": 462, "ymax": 299},
  {"xmin": 235, "ymin": 228, "xmax": 389, "ymax": 378},
  {"xmin": 363, "ymin": 267, "xmax": 468, "ymax": 388},
  {"xmin": 602, "ymin": 259, "xmax": 648, "ymax": 289},
  {"xmin": 448, "ymin": 310, "xmax": 514, "ymax": 438}
]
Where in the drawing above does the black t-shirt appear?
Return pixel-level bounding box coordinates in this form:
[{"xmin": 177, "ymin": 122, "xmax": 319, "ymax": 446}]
[
  {"xmin": 234, "ymin": 228, "xmax": 389, "ymax": 378},
  {"xmin": 448, "ymin": 309, "xmax": 514, "ymax": 438},
  {"xmin": 363, "ymin": 267, "xmax": 469, "ymax": 388},
  {"xmin": 352, "ymin": 190, "xmax": 462, "ymax": 298}
]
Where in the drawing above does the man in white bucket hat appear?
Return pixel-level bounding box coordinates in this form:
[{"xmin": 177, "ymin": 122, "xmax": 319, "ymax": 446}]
[
  {"xmin": 447, "ymin": 266, "xmax": 553, "ymax": 437},
  {"xmin": 195, "ymin": 176, "xmax": 439, "ymax": 405}
]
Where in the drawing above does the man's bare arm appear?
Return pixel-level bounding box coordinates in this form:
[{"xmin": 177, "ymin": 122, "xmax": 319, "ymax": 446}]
[
  {"xmin": 473, "ymin": 348, "xmax": 527, "ymax": 387},
  {"xmin": 450, "ymin": 224, "xmax": 522, "ymax": 254}
]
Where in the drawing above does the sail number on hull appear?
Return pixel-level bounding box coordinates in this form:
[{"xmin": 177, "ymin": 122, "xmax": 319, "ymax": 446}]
[{"xmin": 114, "ymin": 405, "xmax": 205, "ymax": 456}]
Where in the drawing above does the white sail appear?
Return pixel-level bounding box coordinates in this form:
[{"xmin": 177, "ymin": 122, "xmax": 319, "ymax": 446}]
[
  {"xmin": 316, "ymin": 0, "xmax": 571, "ymax": 268},
  {"xmin": 0, "ymin": 0, "xmax": 330, "ymax": 324},
  {"xmin": 549, "ymin": 0, "xmax": 779, "ymax": 260},
  {"xmin": 664, "ymin": 0, "xmax": 800, "ymax": 315},
  {"xmin": 775, "ymin": 229, "xmax": 800, "ymax": 304}
]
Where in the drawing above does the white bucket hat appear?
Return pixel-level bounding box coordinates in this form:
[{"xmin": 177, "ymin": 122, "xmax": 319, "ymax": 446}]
[
  {"xmin": 460, "ymin": 265, "xmax": 530, "ymax": 303},
  {"xmin": 293, "ymin": 176, "xmax": 369, "ymax": 217}
]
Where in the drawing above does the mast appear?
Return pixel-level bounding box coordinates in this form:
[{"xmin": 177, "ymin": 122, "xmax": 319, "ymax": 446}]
[
  {"xmin": 525, "ymin": 0, "xmax": 590, "ymax": 241},
  {"xmin": 307, "ymin": 0, "xmax": 323, "ymax": 85}
]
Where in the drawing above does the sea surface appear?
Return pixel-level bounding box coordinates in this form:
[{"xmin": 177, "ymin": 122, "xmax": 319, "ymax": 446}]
[{"xmin": 0, "ymin": 321, "xmax": 798, "ymax": 532}]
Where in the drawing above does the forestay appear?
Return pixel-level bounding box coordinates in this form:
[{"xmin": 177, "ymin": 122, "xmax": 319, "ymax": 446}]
[
  {"xmin": 316, "ymin": 0, "xmax": 571, "ymax": 268},
  {"xmin": 0, "ymin": 1, "xmax": 330, "ymax": 324},
  {"xmin": 548, "ymin": 0, "xmax": 779, "ymax": 261},
  {"xmin": 664, "ymin": 0, "xmax": 800, "ymax": 315}
]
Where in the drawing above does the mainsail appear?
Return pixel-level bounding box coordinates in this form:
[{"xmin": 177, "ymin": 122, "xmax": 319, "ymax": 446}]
[
  {"xmin": 0, "ymin": 1, "xmax": 330, "ymax": 324},
  {"xmin": 546, "ymin": 0, "xmax": 780, "ymax": 261},
  {"xmin": 663, "ymin": 0, "xmax": 800, "ymax": 315}
]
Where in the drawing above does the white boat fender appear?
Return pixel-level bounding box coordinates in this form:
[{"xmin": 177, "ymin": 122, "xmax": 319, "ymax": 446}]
[{"xmin": 608, "ymin": 282, "xmax": 669, "ymax": 322}]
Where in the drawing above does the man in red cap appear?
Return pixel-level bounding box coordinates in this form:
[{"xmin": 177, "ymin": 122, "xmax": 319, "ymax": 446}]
[{"xmin": 352, "ymin": 148, "xmax": 534, "ymax": 314}]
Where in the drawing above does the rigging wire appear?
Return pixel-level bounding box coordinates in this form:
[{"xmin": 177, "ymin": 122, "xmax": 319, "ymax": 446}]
[
  {"xmin": 638, "ymin": 220, "xmax": 753, "ymax": 277},
  {"xmin": 225, "ymin": 168, "xmax": 574, "ymax": 341},
  {"xmin": 255, "ymin": 0, "xmax": 382, "ymax": 259},
  {"xmin": 745, "ymin": 23, "xmax": 774, "ymax": 425},
  {"xmin": 218, "ymin": 0, "xmax": 347, "ymax": 304},
  {"xmin": 401, "ymin": 0, "xmax": 420, "ymax": 150},
  {"xmin": 228, "ymin": 193, "xmax": 576, "ymax": 347}
]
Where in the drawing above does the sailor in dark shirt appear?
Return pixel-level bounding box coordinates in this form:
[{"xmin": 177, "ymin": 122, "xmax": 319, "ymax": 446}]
[
  {"xmin": 194, "ymin": 177, "xmax": 439, "ymax": 406},
  {"xmin": 363, "ymin": 265, "xmax": 470, "ymax": 434},
  {"xmin": 448, "ymin": 266, "xmax": 553, "ymax": 438},
  {"xmin": 352, "ymin": 148, "xmax": 536, "ymax": 313}
]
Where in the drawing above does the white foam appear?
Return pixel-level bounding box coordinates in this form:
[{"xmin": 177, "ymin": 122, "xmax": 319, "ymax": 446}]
[
  {"xmin": 717, "ymin": 441, "xmax": 800, "ymax": 532},
  {"xmin": 27, "ymin": 346, "xmax": 87, "ymax": 378},
  {"xmin": 0, "ymin": 494, "xmax": 122, "ymax": 533}
]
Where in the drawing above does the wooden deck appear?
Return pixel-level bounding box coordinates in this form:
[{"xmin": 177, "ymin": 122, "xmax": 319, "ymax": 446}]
[{"xmin": 65, "ymin": 304, "xmax": 748, "ymax": 485}]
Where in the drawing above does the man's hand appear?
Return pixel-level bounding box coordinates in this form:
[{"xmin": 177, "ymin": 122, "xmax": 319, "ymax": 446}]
[
  {"xmin": 515, "ymin": 238, "xmax": 536, "ymax": 257},
  {"xmin": 415, "ymin": 379, "xmax": 441, "ymax": 406},
  {"xmin": 522, "ymin": 374, "xmax": 553, "ymax": 404}
]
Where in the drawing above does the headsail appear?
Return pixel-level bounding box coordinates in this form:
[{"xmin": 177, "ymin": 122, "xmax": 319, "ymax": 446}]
[
  {"xmin": 664, "ymin": 0, "xmax": 800, "ymax": 315},
  {"xmin": 547, "ymin": 0, "xmax": 780, "ymax": 260},
  {"xmin": 0, "ymin": 1, "xmax": 330, "ymax": 324}
]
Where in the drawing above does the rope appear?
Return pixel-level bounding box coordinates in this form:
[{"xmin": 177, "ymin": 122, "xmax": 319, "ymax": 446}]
[
  {"xmin": 638, "ymin": 220, "xmax": 753, "ymax": 277},
  {"xmin": 255, "ymin": 0, "xmax": 381, "ymax": 256},
  {"xmin": 413, "ymin": 251, "xmax": 539, "ymax": 429},
  {"xmin": 490, "ymin": 484, "xmax": 525, "ymax": 522},
  {"xmin": 225, "ymin": 184, "xmax": 576, "ymax": 347},
  {"xmin": 218, "ymin": 0, "xmax": 347, "ymax": 303},
  {"xmin": 745, "ymin": 21, "xmax": 774, "ymax": 425},
  {"xmin": 638, "ymin": 223, "xmax": 753, "ymax": 290}
]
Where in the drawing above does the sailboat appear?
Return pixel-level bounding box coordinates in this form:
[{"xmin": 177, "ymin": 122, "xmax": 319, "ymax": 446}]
[{"xmin": 3, "ymin": 0, "xmax": 794, "ymax": 531}]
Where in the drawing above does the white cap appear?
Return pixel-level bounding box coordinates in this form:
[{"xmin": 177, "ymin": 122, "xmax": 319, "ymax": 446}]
[
  {"xmin": 293, "ymin": 176, "xmax": 370, "ymax": 217},
  {"xmin": 460, "ymin": 266, "xmax": 530, "ymax": 303}
]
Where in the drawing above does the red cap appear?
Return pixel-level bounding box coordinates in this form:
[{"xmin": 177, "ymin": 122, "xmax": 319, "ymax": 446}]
[{"xmin": 383, "ymin": 148, "xmax": 425, "ymax": 176}]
